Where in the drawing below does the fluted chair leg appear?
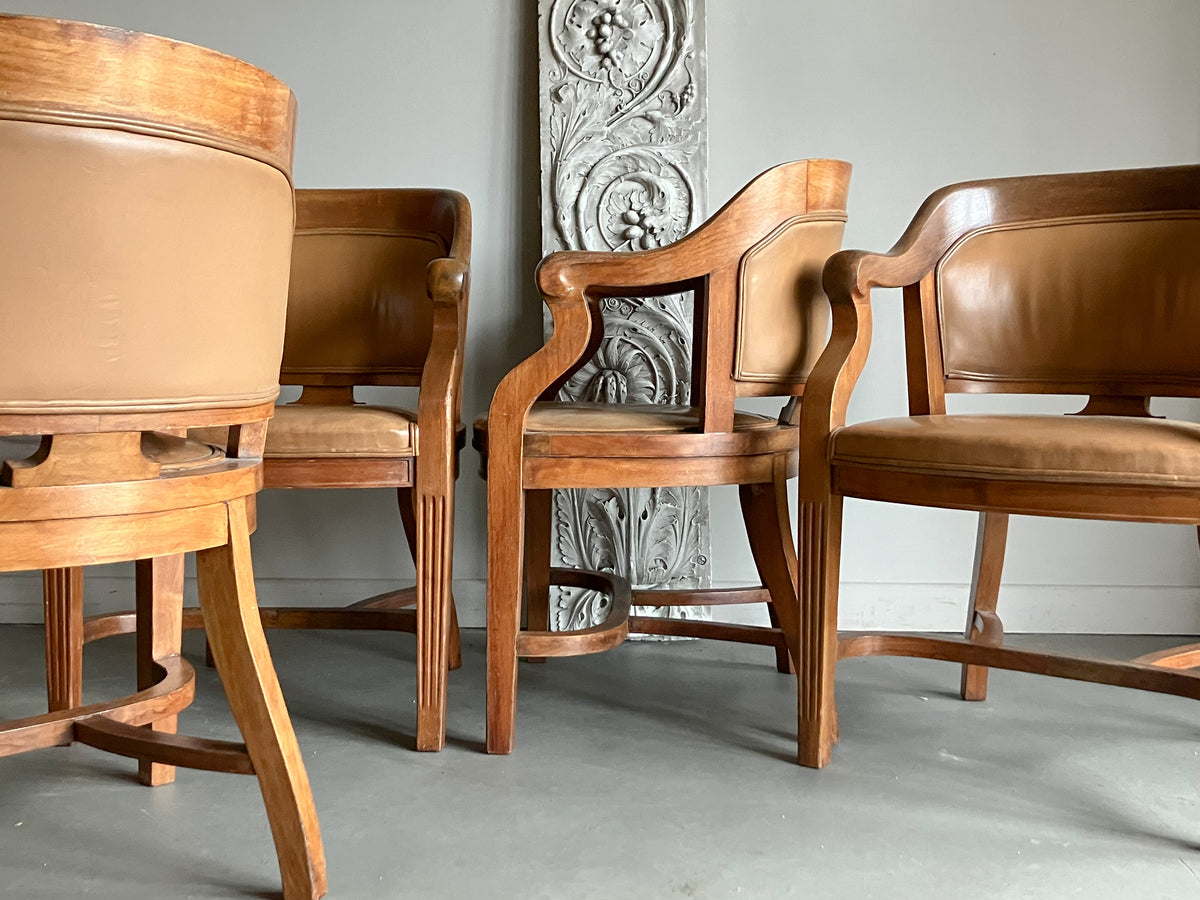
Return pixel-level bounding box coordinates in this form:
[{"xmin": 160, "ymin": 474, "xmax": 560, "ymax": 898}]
[
  {"xmin": 797, "ymin": 494, "xmax": 843, "ymax": 769},
  {"xmin": 415, "ymin": 490, "xmax": 453, "ymax": 751},
  {"xmin": 43, "ymin": 567, "xmax": 84, "ymax": 717},
  {"xmin": 399, "ymin": 486, "xmax": 462, "ymax": 672}
]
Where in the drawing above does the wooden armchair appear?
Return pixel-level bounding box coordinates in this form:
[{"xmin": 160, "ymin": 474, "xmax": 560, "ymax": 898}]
[
  {"xmin": 798, "ymin": 164, "xmax": 1200, "ymax": 768},
  {"xmin": 0, "ymin": 15, "xmax": 324, "ymax": 898},
  {"xmin": 475, "ymin": 159, "xmax": 852, "ymax": 753},
  {"xmin": 191, "ymin": 188, "xmax": 471, "ymax": 751}
]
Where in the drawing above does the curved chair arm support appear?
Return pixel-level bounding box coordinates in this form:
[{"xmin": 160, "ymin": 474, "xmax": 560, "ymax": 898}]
[
  {"xmin": 536, "ymin": 245, "xmax": 705, "ymax": 301},
  {"xmin": 801, "ymin": 182, "xmax": 999, "ymax": 491},
  {"xmin": 417, "ymin": 257, "xmax": 470, "ymax": 466},
  {"xmin": 797, "ymin": 251, "xmax": 878, "ymax": 497},
  {"xmin": 489, "ymin": 286, "xmax": 594, "ymax": 432}
]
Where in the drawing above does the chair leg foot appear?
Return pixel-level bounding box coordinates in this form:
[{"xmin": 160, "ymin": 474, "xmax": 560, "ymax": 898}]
[
  {"xmin": 197, "ymin": 498, "xmax": 326, "ymax": 900},
  {"xmin": 135, "ymin": 555, "xmax": 185, "ymax": 786}
]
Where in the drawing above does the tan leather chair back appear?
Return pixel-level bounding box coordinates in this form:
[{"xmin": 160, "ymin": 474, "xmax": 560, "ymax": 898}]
[
  {"xmin": 282, "ymin": 190, "xmax": 468, "ymax": 386},
  {"xmin": 910, "ymin": 166, "xmax": 1200, "ymax": 398},
  {"xmin": 0, "ymin": 15, "xmax": 296, "ymax": 418},
  {"xmin": 729, "ymin": 159, "xmax": 849, "ymax": 396}
]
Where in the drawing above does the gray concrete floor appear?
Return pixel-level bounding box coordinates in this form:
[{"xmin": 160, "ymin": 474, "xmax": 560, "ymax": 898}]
[{"xmin": 1, "ymin": 626, "xmax": 1199, "ymax": 899}]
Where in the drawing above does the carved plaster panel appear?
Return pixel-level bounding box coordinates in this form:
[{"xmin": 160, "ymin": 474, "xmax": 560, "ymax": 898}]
[{"xmin": 538, "ymin": 0, "xmax": 710, "ymax": 628}]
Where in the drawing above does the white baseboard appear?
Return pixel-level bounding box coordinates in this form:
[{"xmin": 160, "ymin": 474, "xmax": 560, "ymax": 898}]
[{"xmin": 1, "ymin": 574, "xmax": 1197, "ymax": 634}]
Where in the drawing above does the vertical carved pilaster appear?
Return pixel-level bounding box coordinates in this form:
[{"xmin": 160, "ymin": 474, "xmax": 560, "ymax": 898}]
[
  {"xmin": 797, "ymin": 497, "xmax": 841, "ymax": 768},
  {"xmin": 538, "ymin": 0, "xmax": 711, "ymax": 628},
  {"xmin": 417, "ymin": 492, "xmax": 451, "ymax": 750}
]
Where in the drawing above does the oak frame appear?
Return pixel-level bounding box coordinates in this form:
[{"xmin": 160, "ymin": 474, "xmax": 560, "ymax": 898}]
[
  {"xmin": 797, "ymin": 164, "xmax": 1200, "ymax": 768},
  {"xmin": 1, "ymin": 13, "xmax": 324, "ymax": 899},
  {"xmin": 92, "ymin": 189, "xmax": 472, "ymax": 753},
  {"xmin": 477, "ymin": 159, "xmax": 851, "ymax": 754}
]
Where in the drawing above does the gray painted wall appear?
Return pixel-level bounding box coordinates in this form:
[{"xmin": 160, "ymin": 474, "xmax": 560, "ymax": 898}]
[{"xmin": 3, "ymin": 1, "xmax": 1200, "ymax": 632}]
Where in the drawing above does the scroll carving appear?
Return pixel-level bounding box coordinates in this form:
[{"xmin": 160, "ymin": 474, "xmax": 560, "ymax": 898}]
[{"xmin": 538, "ymin": 0, "xmax": 710, "ymax": 628}]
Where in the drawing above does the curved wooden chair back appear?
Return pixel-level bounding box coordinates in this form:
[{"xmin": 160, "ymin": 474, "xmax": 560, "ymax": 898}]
[
  {"xmin": 186, "ymin": 187, "xmax": 472, "ymax": 753},
  {"xmin": 479, "ymin": 159, "xmax": 851, "ymax": 754},
  {"xmin": 0, "ymin": 14, "xmax": 296, "ymax": 431},
  {"xmin": 0, "ymin": 16, "xmax": 325, "ymax": 899},
  {"xmin": 894, "ymin": 167, "xmax": 1200, "ymax": 413},
  {"xmin": 797, "ymin": 164, "xmax": 1200, "ymax": 773},
  {"xmin": 284, "ymin": 189, "xmax": 469, "ymax": 389}
]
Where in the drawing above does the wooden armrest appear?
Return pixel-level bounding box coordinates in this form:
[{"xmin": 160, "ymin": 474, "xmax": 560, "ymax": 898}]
[
  {"xmin": 426, "ymin": 257, "xmax": 469, "ymax": 309},
  {"xmin": 417, "ymin": 257, "xmax": 471, "ymax": 462},
  {"xmin": 536, "ymin": 245, "xmax": 704, "ymax": 300}
]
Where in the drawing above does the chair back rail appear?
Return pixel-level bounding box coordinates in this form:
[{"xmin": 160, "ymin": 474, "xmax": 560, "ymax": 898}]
[
  {"xmin": 534, "ymin": 159, "xmax": 850, "ymax": 432},
  {"xmin": 0, "ymin": 14, "xmax": 296, "ymax": 430},
  {"xmin": 895, "ymin": 166, "xmax": 1200, "ymax": 406},
  {"xmin": 282, "ymin": 189, "xmax": 471, "ymax": 387}
]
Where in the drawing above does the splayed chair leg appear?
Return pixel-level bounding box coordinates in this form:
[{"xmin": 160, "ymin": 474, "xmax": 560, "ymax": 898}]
[
  {"xmin": 739, "ymin": 459, "xmax": 800, "ymax": 674},
  {"xmin": 197, "ymin": 497, "xmax": 327, "ymax": 900}
]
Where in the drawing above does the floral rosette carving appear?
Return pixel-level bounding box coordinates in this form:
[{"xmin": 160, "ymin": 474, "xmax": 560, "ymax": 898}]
[{"xmin": 539, "ymin": 0, "xmax": 709, "ymax": 628}]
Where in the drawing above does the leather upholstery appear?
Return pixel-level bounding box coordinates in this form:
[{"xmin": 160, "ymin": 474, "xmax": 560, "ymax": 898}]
[
  {"xmin": 266, "ymin": 405, "xmax": 415, "ymax": 458},
  {"xmin": 0, "ymin": 118, "xmax": 293, "ymax": 415},
  {"xmin": 734, "ymin": 216, "xmax": 846, "ymax": 384},
  {"xmin": 283, "ymin": 229, "xmax": 446, "ymax": 378},
  {"xmin": 194, "ymin": 405, "xmax": 417, "ymax": 458},
  {"xmin": 487, "ymin": 402, "xmax": 778, "ymax": 435},
  {"xmin": 938, "ymin": 214, "xmax": 1200, "ymax": 390},
  {"xmin": 832, "ymin": 415, "xmax": 1200, "ymax": 486}
]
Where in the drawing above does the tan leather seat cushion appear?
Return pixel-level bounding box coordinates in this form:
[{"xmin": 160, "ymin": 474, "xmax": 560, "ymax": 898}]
[
  {"xmin": 0, "ymin": 432, "xmax": 222, "ymax": 474},
  {"xmin": 262, "ymin": 404, "xmax": 416, "ymax": 458},
  {"xmin": 832, "ymin": 415, "xmax": 1200, "ymax": 486},
  {"xmin": 514, "ymin": 402, "xmax": 778, "ymax": 434}
]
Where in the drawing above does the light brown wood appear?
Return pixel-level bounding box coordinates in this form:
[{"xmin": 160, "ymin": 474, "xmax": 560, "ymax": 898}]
[
  {"xmin": 42, "ymin": 567, "xmax": 82, "ymax": 715},
  {"xmin": 136, "ymin": 555, "xmax": 185, "ymax": 785},
  {"xmin": 514, "ymin": 568, "xmax": 631, "ymax": 658},
  {"xmin": 108, "ymin": 189, "xmax": 469, "ymax": 752},
  {"xmin": 520, "ymin": 489, "xmax": 553, "ymax": 664},
  {"xmin": 196, "ymin": 498, "xmax": 326, "ymax": 899},
  {"xmin": 3, "ymin": 18, "xmax": 323, "ymax": 896},
  {"xmin": 0, "ymin": 14, "xmax": 297, "ymax": 176},
  {"xmin": 4, "ymin": 433, "xmax": 160, "ymax": 487},
  {"xmin": 799, "ymin": 163, "xmax": 1200, "ymax": 771},
  {"xmin": 960, "ymin": 512, "xmax": 1008, "ymax": 701},
  {"xmin": 235, "ymin": 189, "xmax": 470, "ymax": 752},
  {"xmin": 75, "ymin": 716, "xmax": 255, "ymax": 775},
  {"xmin": 1, "ymin": 655, "xmax": 195, "ymax": 758},
  {"xmin": 477, "ymin": 160, "xmax": 851, "ymax": 754}
]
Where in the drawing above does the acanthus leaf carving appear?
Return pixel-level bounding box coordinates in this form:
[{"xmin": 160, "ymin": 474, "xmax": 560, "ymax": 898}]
[{"xmin": 539, "ymin": 0, "xmax": 710, "ymax": 629}]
